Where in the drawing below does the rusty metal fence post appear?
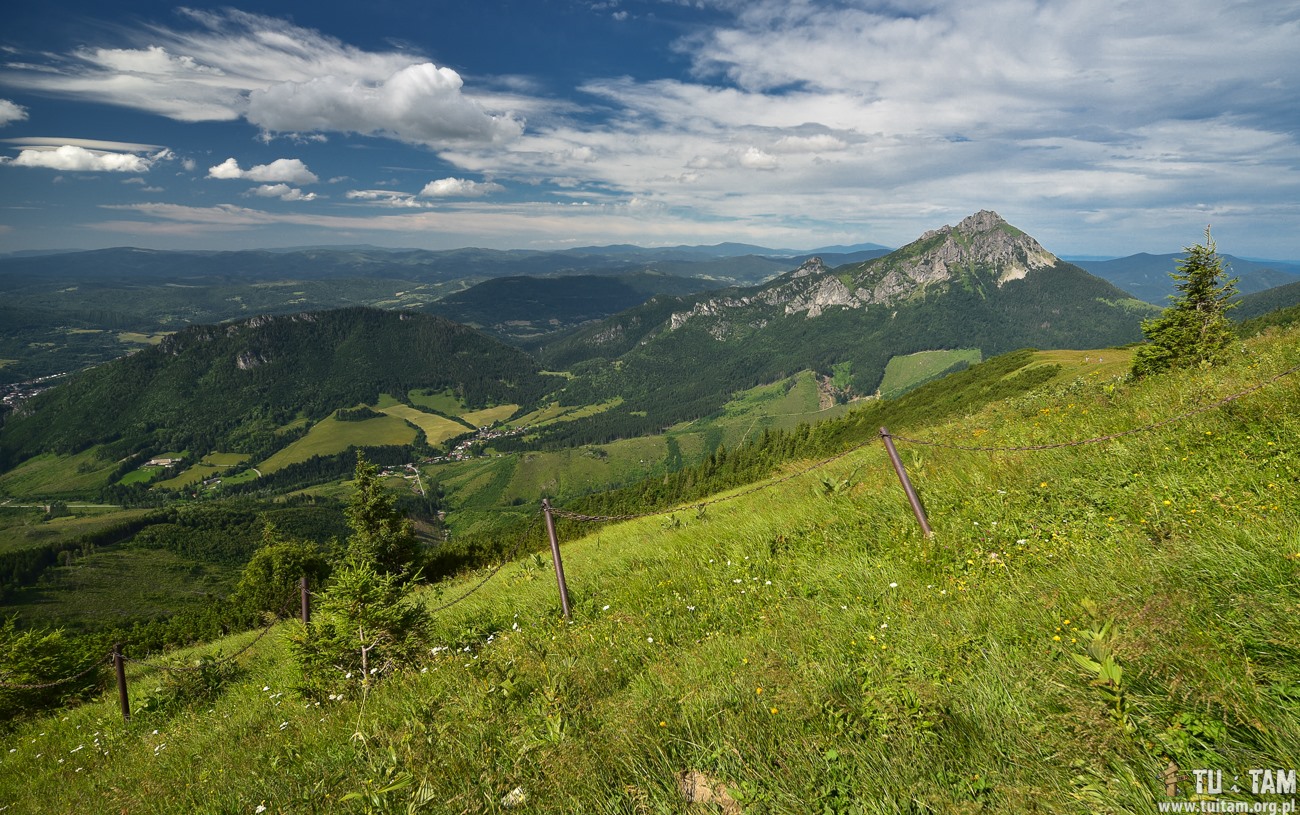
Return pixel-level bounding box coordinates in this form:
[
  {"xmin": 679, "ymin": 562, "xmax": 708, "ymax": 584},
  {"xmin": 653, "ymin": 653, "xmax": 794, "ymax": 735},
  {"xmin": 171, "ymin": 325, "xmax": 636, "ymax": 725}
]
[
  {"xmin": 112, "ymin": 642, "xmax": 130, "ymax": 723},
  {"xmin": 880, "ymin": 427, "xmax": 934, "ymax": 537},
  {"xmin": 541, "ymin": 499, "xmax": 572, "ymax": 620}
]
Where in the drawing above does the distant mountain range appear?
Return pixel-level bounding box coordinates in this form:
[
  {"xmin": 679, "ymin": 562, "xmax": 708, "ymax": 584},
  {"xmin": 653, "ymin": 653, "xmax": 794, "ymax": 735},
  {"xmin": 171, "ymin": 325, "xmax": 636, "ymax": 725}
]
[
  {"xmin": 1075, "ymin": 254, "xmax": 1300, "ymax": 304},
  {"xmin": 9, "ymin": 212, "xmax": 1300, "ymax": 470}
]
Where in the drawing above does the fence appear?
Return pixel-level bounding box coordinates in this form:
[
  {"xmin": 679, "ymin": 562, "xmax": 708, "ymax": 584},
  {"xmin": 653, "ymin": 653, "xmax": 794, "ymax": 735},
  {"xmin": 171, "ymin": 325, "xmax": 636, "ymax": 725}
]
[{"xmin": 5, "ymin": 357, "xmax": 1298, "ymax": 719}]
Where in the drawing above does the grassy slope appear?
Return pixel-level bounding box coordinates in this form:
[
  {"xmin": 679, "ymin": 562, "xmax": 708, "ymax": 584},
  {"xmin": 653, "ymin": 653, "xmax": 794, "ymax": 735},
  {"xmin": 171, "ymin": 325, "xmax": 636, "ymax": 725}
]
[
  {"xmin": 259, "ymin": 415, "xmax": 418, "ymax": 474},
  {"xmin": 878, "ymin": 349, "xmax": 982, "ymax": 398},
  {"xmin": 0, "ymin": 506, "xmax": 153, "ymax": 555},
  {"xmin": 4, "ymin": 329, "xmax": 1300, "ymax": 812}
]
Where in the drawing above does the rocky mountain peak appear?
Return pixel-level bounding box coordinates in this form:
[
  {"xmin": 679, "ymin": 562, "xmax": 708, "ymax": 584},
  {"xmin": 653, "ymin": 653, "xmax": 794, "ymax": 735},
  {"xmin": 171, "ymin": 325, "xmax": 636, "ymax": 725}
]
[{"xmin": 860, "ymin": 210, "xmax": 1058, "ymax": 301}]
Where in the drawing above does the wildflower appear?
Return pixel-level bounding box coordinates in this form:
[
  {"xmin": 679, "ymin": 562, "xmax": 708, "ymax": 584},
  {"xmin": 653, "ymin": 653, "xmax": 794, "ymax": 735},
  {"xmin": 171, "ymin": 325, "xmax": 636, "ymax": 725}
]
[
  {"xmin": 647, "ymin": 636, "xmax": 654, "ymax": 644},
  {"xmin": 889, "ymin": 582, "xmax": 898, "ymax": 588},
  {"xmin": 658, "ymin": 721, "xmax": 666, "ymax": 728},
  {"xmin": 769, "ymin": 707, "xmax": 778, "ymax": 714},
  {"xmin": 755, "ymin": 687, "xmax": 763, "ymax": 695},
  {"xmin": 256, "ymin": 806, "xmax": 267, "ymax": 814},
  {"xmin": 602, "ymin": 605, "xmax": 610, "ymax": 611}
]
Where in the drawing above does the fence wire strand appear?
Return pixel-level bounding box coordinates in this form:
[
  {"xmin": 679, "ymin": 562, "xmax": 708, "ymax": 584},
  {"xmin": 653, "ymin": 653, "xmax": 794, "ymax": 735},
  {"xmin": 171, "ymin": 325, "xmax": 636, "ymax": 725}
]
[
  {"xmin": 0, "ymin": 654, "xmax": 107, "ymax": 690},
  {"xmin": 549, "ymin": 438, "xmax": 872, "ymax": 524},
  {"xmin": 121, "ymin": 607, "xmax": 288, "ymax": 673},
  {"xmin": 427, "ymin": 515, "xmax": 541, "ymax": 614}
]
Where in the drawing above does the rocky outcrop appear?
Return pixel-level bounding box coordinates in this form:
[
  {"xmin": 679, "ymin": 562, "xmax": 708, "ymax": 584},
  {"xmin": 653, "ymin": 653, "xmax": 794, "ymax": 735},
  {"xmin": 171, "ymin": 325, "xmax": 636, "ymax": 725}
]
[
  {"xmin": 665, "ymin": 212, "xmax": 1059, "ymax": 338},
  {"xmin": 860, "ymin": 210, "xmax": 1058, "ymax": 303}
]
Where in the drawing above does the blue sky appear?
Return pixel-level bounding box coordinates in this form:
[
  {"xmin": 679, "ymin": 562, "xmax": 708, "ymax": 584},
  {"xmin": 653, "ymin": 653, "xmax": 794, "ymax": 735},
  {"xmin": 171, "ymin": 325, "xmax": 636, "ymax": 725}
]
[{"xmin": 1, "ymin": 0, "xmax": 1298, "ymax": 258}]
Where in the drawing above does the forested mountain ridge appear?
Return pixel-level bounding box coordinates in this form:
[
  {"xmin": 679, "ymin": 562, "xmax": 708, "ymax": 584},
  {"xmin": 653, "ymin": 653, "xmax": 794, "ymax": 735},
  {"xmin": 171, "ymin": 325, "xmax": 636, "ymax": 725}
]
[
  {"xmin": 528, "ymin": 212, "xmax": 1156, "ymax": 445},
  {"xmin": 0, "ymin": 308, "xmax": 551, "ymax": 471}
]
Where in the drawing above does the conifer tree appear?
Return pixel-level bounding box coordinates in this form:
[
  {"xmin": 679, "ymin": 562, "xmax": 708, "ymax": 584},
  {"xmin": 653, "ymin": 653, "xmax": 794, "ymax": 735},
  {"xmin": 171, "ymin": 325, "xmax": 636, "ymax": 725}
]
[
  {"xmin": 1132, "ymin": 228, "xmax": 1238, "ymax": 378},
  {"xmin": 344, "ymin": 453, "xmax": 420, "ymax": 576}
]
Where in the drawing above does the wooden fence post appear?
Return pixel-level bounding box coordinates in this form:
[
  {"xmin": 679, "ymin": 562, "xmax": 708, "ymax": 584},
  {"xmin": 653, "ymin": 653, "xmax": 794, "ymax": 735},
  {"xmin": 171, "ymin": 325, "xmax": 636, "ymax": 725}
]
[
  {"xmin": 880, "ymin": 427, "xmax": 934, "ymax": 538},
  {"xmin": 112, "ymin": 643, "xmax": 130, "ymax": 724},
  {"xmin": 541, "ymin": 499, "xmax": 572, "ymax": 620},
  {"xmin": 300, "ymin": 575, "xmax": 311, "ymax": 626}
]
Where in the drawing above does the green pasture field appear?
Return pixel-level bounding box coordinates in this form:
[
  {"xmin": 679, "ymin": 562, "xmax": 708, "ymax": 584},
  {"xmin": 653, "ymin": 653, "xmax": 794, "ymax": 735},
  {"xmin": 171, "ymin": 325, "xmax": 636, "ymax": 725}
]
[
  {"xmin": 0, "ymin": 447, "xmax": 122, "ymax": 499},
  {"xmin": 0, "ymin": 506, "xmax": 149, "ymax": 555},
  {"xmin": 117, "ymin": 466, "xmax": 163, "ymax": 486},
  {"xmin": 461, "ymin": 404, "xmax": 519, "ymax": 427},
  {"xmin": 376, "ymin": 401, "xmax": 471, "ymax": 446},
  {"xmin": 116, "ymin": 332, "xmax": 168, "ymax": 346},
  {"xmin": 258, "ymin": 414, "xmax": 417, "ymax": 474},
  {"xmin": 153, "ymin": 453, "xmax": 248, "ymax": 491},
  {"xmin": 407, "ymin": 388, "xmax": 467, "ymax": 415},
  {"xmin": 510, "ymin": 398, "xmax": 623, "ymax": 430},
  {"xmin": 878, "ymin": 348, "xmax": 983, "ymax": 399}
]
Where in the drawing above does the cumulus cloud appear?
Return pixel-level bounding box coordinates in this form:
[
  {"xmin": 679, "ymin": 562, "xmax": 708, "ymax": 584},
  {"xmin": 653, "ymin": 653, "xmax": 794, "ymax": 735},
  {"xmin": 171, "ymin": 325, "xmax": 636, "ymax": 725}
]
[
  {"xmin": 737, "ymin": 146, "xmax": 778, "ymax": 170},
  {"xmin": 250, "ymin": 183, "xmax": 317, "ymax": 201},
  {"xmin": 246, "ymin": 63, "xmax": 523, "ymax": 146},
  {"xmin": 207, "ymin": 157, "xmax": 319, "ymax": 184},
  {"xmin": 0, "ymin": 9, "xmax": 522, "ymax": 147},
  {"xmin": 0, "ymin": 99, "xmax": 28, "ymax": 126},
  {"xmin": 4, "ymin": 144, "xmax": 157, "ymax": 172},
  {"xmin": 419, "ymin": 177, "xmax": 504, "ymax": 197}
]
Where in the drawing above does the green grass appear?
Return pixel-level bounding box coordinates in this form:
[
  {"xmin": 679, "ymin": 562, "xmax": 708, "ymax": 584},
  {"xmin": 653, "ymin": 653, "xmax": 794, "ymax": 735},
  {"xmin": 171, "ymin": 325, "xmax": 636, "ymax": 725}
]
[
  {"xmin": 5, "ymin": 330, "xmax": 1300, "ymax": 812},
  {"xmin": 510, "ymin": 398, "xmax": 623, "ymax": 430},
  {"xmin": 878, "ymin": 348, "xmax": 982, "ymax": 398},
  {"xmin": 202, "ymin": 452, "xmax": 249, "ymax": 468},
  {"xmin": 259, "ymin": 415, "xmax": 418, "ymax": 474},
  {"xmin": 376, "ymin": 401, "xmax": 470, "ymax": 445},
  {"xmin": 117, "ymin": 466, "xmax": 163, "ymax": 486},
  {"xmin": 0, "ymin": 447, "xmax": 123, "ymax": 499},
  {"xmin": 0, "ymin": 506, "xmax": 150, "ymax": 555},
  {"xmin": 155, "ymin": 464, "xmax": 225, "ymax": 491},
  {"xmin": 461, "ymin": 404, "xmax": 519, "ymax": 427},
  {"xmin": 407, "ymin": 388, "xmax": 467, "ymax": 415}
]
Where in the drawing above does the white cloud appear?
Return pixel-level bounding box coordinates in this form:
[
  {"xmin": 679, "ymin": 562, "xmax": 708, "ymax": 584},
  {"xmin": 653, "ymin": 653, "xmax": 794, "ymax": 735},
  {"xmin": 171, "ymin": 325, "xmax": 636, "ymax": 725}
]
[
  {"xmin": 207, "ymin": 157, "xmax": 319, "ymax": 184},
  {"xmin": 737, "ymin": 146, "xmax": 778, "ymax": 170},
  {"xmin": 4, "ymin": 144, "xmax": 154, "ymax": 172},
  {"xmin": 0, "ymin": 9, "xmax": 522, "ymax": 147},
  {"xmin": 0, "ymin": 99, "xmax": 28, "ymax": 126},
  {"xmin": 246, "ymin": 63, "xmax": 523, "ymax": 146},
  {"xmin": 346, "ymin": 189, "xmax": 425, "ymax": 208},
  {"xmin": 250, "ymin": 183, "xmax": 317, "ymax": 202},
  {"xmin": 419, "ymin": 177, "xmax": 504, "ymax": 197}
]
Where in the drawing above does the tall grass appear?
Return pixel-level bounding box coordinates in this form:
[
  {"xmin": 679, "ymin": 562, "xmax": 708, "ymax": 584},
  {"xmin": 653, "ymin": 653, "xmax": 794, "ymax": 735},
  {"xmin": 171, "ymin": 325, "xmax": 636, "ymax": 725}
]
[{"xmin": 3, "ymin": 329, "xmax": 1298, "ymax": 813}]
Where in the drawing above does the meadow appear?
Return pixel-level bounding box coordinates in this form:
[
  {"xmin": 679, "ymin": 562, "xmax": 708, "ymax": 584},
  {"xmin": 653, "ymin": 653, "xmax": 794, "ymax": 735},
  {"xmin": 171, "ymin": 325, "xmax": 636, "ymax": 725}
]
[{"xmin": 3, "ymin": 324, "xmax": 1297, "ymax": 812}]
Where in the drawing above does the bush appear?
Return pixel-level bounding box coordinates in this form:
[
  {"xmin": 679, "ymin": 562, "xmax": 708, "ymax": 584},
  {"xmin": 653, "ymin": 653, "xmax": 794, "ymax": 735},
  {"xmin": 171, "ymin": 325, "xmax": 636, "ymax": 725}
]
[{"xmin": 286, "ymin": 560, "xmax": 429, "ymax": 699}]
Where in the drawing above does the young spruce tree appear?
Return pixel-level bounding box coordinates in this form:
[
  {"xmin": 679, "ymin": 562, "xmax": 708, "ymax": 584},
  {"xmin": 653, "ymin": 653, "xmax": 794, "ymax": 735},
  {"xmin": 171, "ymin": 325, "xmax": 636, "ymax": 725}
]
[
  {"xmin": 288, "ymin": 454, "xmax": 428, "ymax": 696},
  {"xmin": 1132, "ymin": 227, "xmax": 1238, "ymax": 378}
]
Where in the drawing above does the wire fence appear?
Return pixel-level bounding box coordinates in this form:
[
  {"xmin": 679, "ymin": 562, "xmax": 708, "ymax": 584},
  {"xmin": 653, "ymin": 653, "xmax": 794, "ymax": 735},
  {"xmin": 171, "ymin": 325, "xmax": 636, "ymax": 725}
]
[{"xmin": 5, "ymin": 355, "xmax": 1298, "ymax": 704}]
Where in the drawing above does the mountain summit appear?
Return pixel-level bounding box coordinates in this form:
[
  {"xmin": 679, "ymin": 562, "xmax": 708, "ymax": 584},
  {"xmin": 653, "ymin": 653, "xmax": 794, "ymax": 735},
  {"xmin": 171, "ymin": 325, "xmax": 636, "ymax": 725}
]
[
  {"xmin": 537, "ymin": 211, "xmax": 1157, "ymax": 436},
  {"xmin": 858, "ymin": 210, "xmax": 1059, "ymax": 302}
]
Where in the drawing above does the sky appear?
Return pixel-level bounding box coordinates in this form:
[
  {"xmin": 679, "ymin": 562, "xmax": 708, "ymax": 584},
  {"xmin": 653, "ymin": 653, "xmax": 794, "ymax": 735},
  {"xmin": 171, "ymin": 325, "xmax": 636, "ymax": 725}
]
[{"xmin": 1, "ymin": 0, "xmax": 1298, "ymax": 258}]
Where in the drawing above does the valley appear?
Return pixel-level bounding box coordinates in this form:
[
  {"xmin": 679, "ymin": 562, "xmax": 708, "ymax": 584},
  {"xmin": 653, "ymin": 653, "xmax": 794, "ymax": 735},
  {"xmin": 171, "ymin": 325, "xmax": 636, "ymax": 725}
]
[{"xmin": 3, "ymin": 211, "xmax": 1298, "ymax": 640}]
